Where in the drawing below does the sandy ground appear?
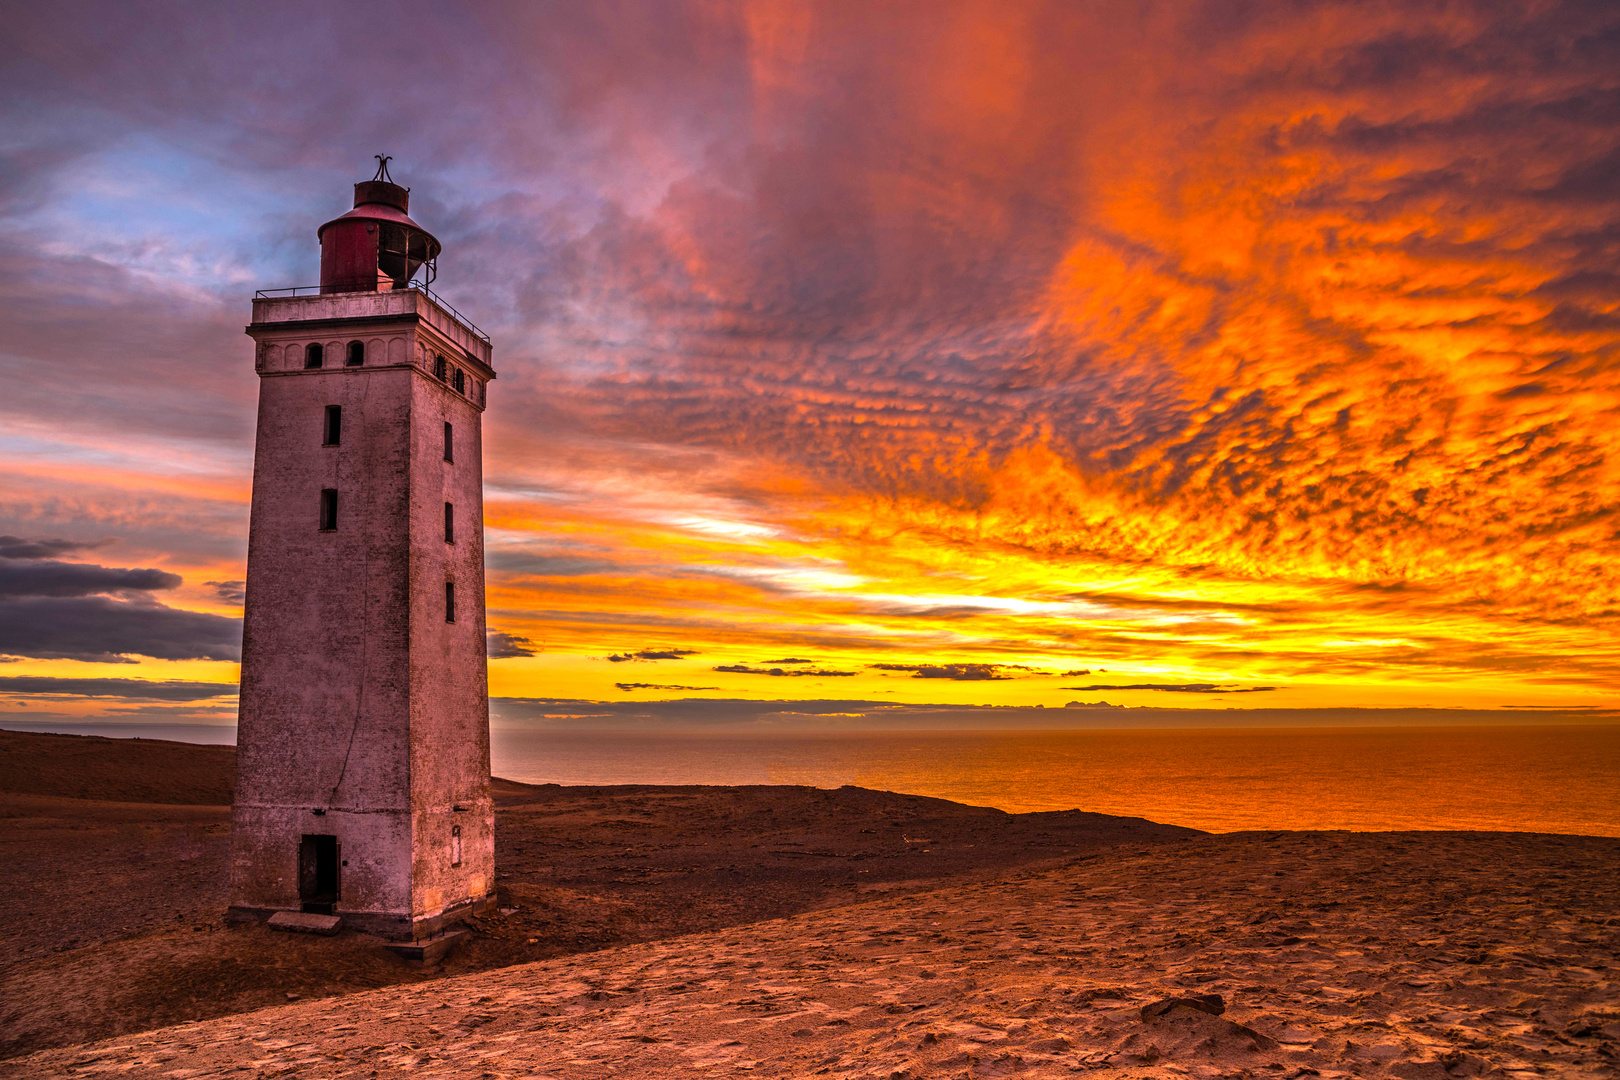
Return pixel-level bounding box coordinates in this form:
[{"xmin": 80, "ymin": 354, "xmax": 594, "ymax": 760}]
[
  {"xmin": 0, "ymin": 730, "xmax": 1193, "ymax": 1058},
  {"xmin": 4, "ymin": 829, "xmax": 1616, "ymax": 1079}
]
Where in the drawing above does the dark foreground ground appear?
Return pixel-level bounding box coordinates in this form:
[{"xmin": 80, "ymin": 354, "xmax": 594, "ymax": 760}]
[
  {"xmin": 2, "ymin": 729, "xmax": 1616, "ymax": 1078},
  {"xmin": 4, "ymin": 830, "xmax": 1618, "ymax": 1078},
  {"xmin": 0, "ymin": 728, "xmax": 1196, "ymax": 1058}
]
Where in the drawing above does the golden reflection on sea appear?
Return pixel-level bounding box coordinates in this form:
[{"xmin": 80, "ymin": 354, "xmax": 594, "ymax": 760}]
[{"xmin": 490, "ymin": 724, "xmax": 1620, "ymax": 837}]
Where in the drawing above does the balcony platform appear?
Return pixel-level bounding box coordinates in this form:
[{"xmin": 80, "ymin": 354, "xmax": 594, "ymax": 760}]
[{"xmin": 250, "ymin": 285, "xmax": 491, "ymax": 371}]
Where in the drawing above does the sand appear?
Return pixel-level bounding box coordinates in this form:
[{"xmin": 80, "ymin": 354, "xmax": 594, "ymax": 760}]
[
  {"xmin": 1, "ymin": 729, "xmax": 1616, "ymax": 1077},
  {"xmin": 0, "ymin": 730, "xmax": 1191, "ymax": 1057}
]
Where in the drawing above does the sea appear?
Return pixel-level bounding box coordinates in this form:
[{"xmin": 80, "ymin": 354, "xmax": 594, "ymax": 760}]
[{"xmin": 7, "ymin": 721, "xmax": 1618, "ymax": 838}]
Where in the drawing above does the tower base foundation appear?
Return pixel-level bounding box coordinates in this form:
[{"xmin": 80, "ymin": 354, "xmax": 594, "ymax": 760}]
[{"xmin": 225, "ymin": 893, "xmax": 495, "ymax": 941}]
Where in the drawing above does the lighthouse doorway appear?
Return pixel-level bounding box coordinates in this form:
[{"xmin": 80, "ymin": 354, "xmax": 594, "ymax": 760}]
[{"xmin": 299, "ymin": 834, "xmax": 340, "ymax": 914}]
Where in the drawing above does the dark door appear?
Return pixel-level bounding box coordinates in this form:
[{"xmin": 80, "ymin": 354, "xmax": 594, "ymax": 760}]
[{"xmin": 299, "ymin": 834, "xmax": 340, "ymax": 914}]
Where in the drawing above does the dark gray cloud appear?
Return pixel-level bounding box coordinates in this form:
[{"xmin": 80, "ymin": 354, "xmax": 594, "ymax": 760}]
[
  {"xmin": 0, "ymin": 552, "xmax": 240, "ymax": 661},
  {"xmin": 489, "ymin": 698, "xmax": 1615, "ymax": 729},
  {"xmin": 488, "ymin": 631, "xmax": 541, "ymax": 659},
  {"xmin": 713, "ymin": 665, "xmax": 857, "ymax": 677},
  {"xmin": 607, "ymin": 648, "xmax": 699, "ymax": 662},
  {"xmin": 0, "ymin": 536, "xmax": 105, "ymax": 559},
  {"xmin": 0, "ymin": 558, "xmax": 180, "ymax": 598},
  {"xmin": 207, "ymin": 580, "xmax": 245, "ymax": 605},
  {"xmin": 871, "ymin": 663, "xmax": 1028, "ymax": 681},
  {"xmin": 493, "ymin": 697, "xmax": 901, "ymax": 724},
  {"xmin": 0, "ymin": 676, "xmax": 235, "ymax": 701},
  {"xmin": 615, "ymin": 683, "xmax": 719, "ymax": 691},
  {"xmin": 0, "ymin": 597, "xmax": 240, "ymax": 662},
  {"xmin": 763, "ymin": 658, "xmax": 814, "ymax": 664},
  {"xmin": 1063, "ymin": 683, "xmax": 1278, "ymax": 694}
]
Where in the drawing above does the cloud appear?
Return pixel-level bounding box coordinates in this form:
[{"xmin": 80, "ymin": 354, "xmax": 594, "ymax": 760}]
[
  {"xmin": 0, "ymin": 536, "xmax": 105, "ymax": 560},
  {"xmin": 1063, "ymin": 683, "xmax": 1279, "ymax": 694},
  {"xmin": 0, "ymin": 676, "xmax": 235, "ymax": 701},
  {"xmin": 4, "ymin": 2, "xmax": 1620, "ymax": 709},
  {"xmin": 96, "ymin": 703, "xmax": 239, "ymax": 719},
  {"xmin": 488, "ymin": 552, "xmax": 624, "ymax": 577},
  {"xmin": 206, "ymin": 580, "xmax": 245, "ymax": 605},
  {"xmin": 0, "ymin": 558, "xmax": 180, "ymax": 598},
  {"xmin": 488, "ymin": 631, "xmax": 541, "ymax": 659},
  {"xmin": 713, "ymin": 664, "xmax": 857, "ymax": 677},
  {"xmin": 763, "ymin": 657, "xmax": 814, "ymax": 664},
  {"xmin": 606, "ymin": 648, "xmax": 700, "ymax": 662},
  {"xmin": 0, "ymin": 552, "xmax": 240, "ymax": 662},
  {"xmin": 489, "ymin": 698, "xmax": 1616, "ymax": 729},
  {"xmin": 871, "ymin": 663, "xmax": 1027, "ymax": 681},
  {"xmin": 0, "ymin": 596, "xmax": 241, "ymax": 662},
  {"xmin": 615, "ymin": 683, "xmax": 720, "ymax": 691}
]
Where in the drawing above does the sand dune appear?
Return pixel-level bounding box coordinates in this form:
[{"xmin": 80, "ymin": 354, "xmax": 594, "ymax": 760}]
[
  {"xmin": 1, "ymin": 729, "xmax": 1615, "ymax": 1077},
  {"xmin": 0, "ymin": 729, "xmax": 235, "ymax": 805},
  {"xmin": 0, "ymin": 729, "xmax": 1191, "ymax": 1058},
  {"xmin": 5, "ymin": 829, "xmax": 1617, "ymax": 1078}
]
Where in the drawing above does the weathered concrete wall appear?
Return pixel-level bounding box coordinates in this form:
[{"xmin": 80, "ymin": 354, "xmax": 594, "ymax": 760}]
[
  {"xmin": 232, "ymin": 360, "xmax": 417, "ymax": 921},
  {"xmin": 407, "ymin": 370, "xmax": 494, "ymax": 922},
  {"xmin": 231, "ymin": 289, "xmax": 495, "ymax": 938}
]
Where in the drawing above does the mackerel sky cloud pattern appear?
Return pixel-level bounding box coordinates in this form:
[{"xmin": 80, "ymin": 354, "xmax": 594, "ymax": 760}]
[{"xmin": 1, "ymin": 1, "xmax": 1617, "ymax": 721}]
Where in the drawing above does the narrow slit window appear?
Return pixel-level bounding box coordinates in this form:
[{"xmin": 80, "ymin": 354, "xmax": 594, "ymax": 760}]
[
  {"xmin": 304, "ymin": 343, "xmax": 324, "ymax": 369},
  {"xmin": 451, "ymin": 824, "xmax": 462, "ymax": 868},
  {"xmin": 452, "ymin": 368, "xmax": 465, "ymax": 394},
  {"xmin": 445, "ymin": 580, "xmax": 456, "ymax": 623},
  {"xmin": 443, "ymin": 421, "xmax": 453, "ymax": 463},
  {"xmin": 443, "ymin": 501, "xmax": 454, "ymax": 543},
  {"xmin": 323, "ymin": 405, "xmax": 341, "ymax": 446},
  {"xmin": 433, "ymin": 354, "xmax": 447, "ymax": 381},
  {"xmin": 319, "ymin": 489, "xmax": 338, "ymax": 531},
  {"xmin": 345, "ymin": 340, "xmax": 365, "ymax": 367}
]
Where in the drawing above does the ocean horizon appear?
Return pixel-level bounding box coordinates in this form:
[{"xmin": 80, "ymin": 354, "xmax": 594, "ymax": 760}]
[{"xmin": 7, "ymin": 720, "xmax": 1617, "ymax": 839}]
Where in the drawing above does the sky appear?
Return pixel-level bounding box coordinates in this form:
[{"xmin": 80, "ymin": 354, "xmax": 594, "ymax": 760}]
[{"xmin": 1, "ymin": 0, "xmax": 1617, "ymax": 730}]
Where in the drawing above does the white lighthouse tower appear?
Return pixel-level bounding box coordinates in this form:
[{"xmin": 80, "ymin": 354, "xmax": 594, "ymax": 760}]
[{"xmin": 228, "ymin": 159, "xmax": 497, "ymax": 943}]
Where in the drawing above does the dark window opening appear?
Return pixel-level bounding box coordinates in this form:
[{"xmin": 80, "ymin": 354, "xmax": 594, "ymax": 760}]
[
  {"xmin": 319, "ymin": 488, "xmax": 338, "ymax": 531},
  {"xmin": 443, "ymin": 421, "xmax": 453, "ymax": 463},
  {"xmin": 323, "ymin": 405, "xmax": 341, "ymax": 446},
  {"xmin": 452, "ymin": 368, "xmax": 466, "ymax": 394},
  {"xmin": 451, "ymin": 824, "xmax": 462, "ymax": 868},
  {"xmin": 346, "ymin": 340, "xmax": 365, "ymax": 367},
  {"xmin": 443, "ymin": 501, "xmax": 454, "ymax": 543},
  {"xmin": 299, "ymin": 834, "xmax": 340, "ymax": 914},
  {"xmin": 304, "ymin": 343, "xmax": 324, "ymax": 369},
  {"xmin": 445, "ymin": 580, "xmax": 456, "ymax": 623},
  {"xmin": 433, "ymin": 354, "xmax": 447, "ymax": 381}
]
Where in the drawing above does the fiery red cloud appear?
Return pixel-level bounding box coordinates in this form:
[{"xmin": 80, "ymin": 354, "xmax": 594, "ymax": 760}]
[{"xmin": 0, "ymin": 1, "xmax": 1617, "ymax": 721}]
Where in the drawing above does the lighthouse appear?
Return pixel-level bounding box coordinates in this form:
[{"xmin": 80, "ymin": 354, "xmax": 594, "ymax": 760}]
[{"xmin": 228, "ymin": 159, "xmax": 497, "ymax": 942}]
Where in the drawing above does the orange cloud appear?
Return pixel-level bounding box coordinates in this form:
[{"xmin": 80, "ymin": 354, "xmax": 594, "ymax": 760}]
[{"xmin": 4, "ymin": 1, "xmax": 1617, "ymax": 715}]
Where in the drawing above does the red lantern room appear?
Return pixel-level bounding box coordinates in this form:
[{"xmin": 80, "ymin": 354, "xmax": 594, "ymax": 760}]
[{"xmin": 317, "ymin": 156, "xmax": 442, "ymax": 294}]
